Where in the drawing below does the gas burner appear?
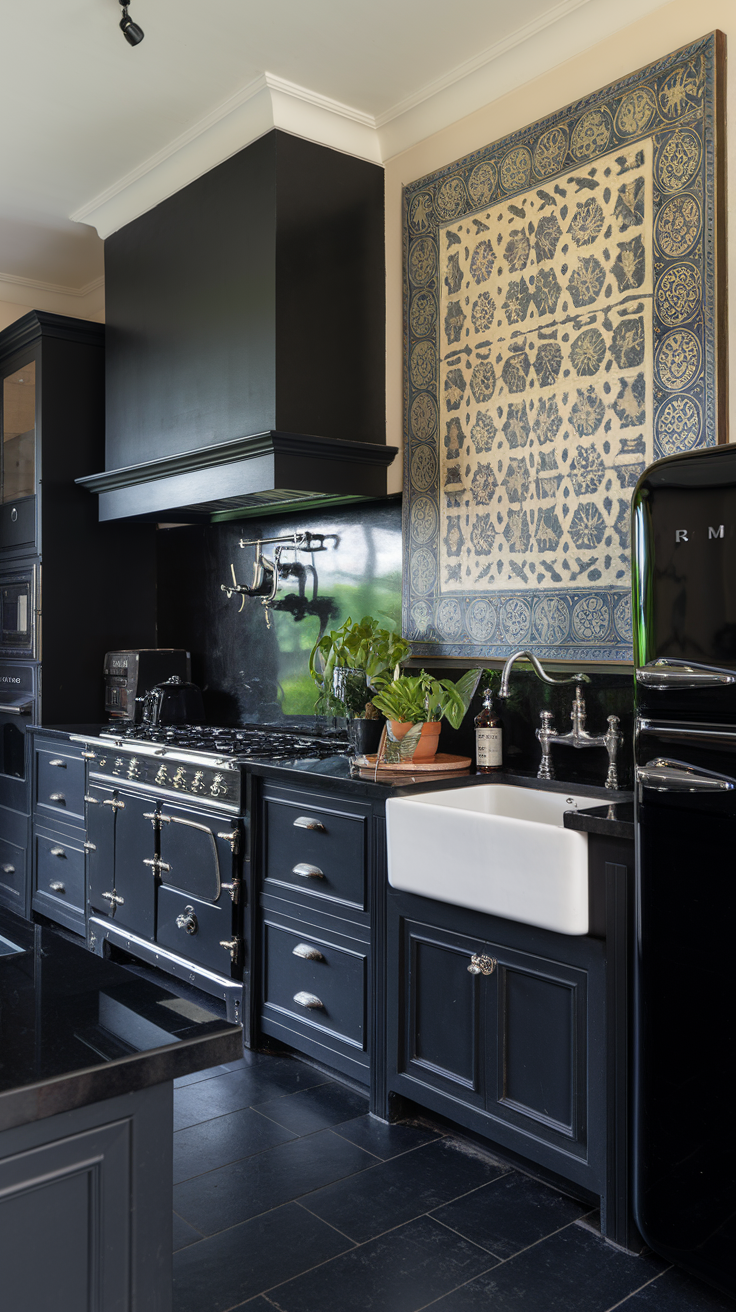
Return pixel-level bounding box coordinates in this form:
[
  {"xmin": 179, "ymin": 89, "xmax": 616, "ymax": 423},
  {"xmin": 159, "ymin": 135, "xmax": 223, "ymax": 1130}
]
[{"xmin": 100, "ymin": 722, "xmax": 348, "ymax": 762}]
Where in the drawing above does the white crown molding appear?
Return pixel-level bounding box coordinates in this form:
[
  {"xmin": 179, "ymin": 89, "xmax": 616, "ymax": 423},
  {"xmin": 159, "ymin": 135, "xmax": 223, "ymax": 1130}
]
[
  {"xmin": 72, "ymin": 74, "xmax": 381, "ymax": 239},
  {"xmin": 0, "ymin": 270, "xmax": 104, "ymax": 298},
  {"xmin": 70, "ymin": 0, "xmax": 672, "ymax": 239},
  {"xmin": 378, "ymin": 0, "xmax": 673, "ymax": 158}
]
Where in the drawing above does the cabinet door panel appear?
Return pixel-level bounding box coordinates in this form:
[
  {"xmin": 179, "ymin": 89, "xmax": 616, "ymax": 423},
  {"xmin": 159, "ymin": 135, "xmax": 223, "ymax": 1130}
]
[
  {"xmin": 491, "ymin": 948, "xmax": 588, "ymax": 1151},
  {"xmin": 113, "ymin": 790, "xmax": 156, "ymax": 940},
  {"xmin": 86, "ymin": 784, "xmax": 117, "ymax": 918},
  {"xmin": 401, "ymin": 919, "xmax": 486, "ymax": 1107}
]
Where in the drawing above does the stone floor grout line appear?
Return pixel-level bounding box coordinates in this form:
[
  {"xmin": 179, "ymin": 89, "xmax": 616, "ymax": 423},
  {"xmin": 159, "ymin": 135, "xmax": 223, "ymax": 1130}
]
[
  {"xmin": 173, "ymin": 1113, "xmax": 380, "ymax": 1187},
  {"xmin": 292, "ymin": 1198, "xmax": 360, "ymax": 1243},
  {"xmin": 601, "ymin": 1265, "xmax": 675, "ymax": 1312},
  {"xmin": 412, "ymin": 1262, "xmax": 503, "ymax": 1312},
  {"xmin": 426, "ymin": 1212, "xmax": 502, "ymax": 1258}
]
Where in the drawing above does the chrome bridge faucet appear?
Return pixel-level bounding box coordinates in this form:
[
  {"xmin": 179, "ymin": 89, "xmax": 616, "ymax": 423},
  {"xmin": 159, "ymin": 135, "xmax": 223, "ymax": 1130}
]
[
  {"xmin": 537, "ymin": 685, "xmax": 622, "ymax": 790},
  {"xmin": 497, "ymin": 649, "xmax": 622, "ymax": 790}
]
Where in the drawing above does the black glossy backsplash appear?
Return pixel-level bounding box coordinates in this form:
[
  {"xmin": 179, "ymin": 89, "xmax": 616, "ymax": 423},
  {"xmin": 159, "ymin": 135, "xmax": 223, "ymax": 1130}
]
[{"xmin": 156, "ymin": 498, "xmax": 635, "ymax": 788}]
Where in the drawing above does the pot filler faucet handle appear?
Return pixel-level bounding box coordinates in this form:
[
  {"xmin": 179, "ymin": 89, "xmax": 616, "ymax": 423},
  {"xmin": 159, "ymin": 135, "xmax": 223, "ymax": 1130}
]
[{"xmin": 497, "ymin": 649, "xmax": 589, "ymax": 700}]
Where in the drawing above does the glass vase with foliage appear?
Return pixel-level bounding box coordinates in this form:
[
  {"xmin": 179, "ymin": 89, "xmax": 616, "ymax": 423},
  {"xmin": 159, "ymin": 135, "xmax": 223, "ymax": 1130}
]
[{"xmin": 308, "ymin": 616, "xmax": 411, "ymax": 717}]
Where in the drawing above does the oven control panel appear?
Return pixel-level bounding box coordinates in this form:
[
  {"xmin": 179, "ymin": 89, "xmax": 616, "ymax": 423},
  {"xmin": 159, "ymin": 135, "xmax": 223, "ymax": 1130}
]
[{"xmin": 77, "ymin": 740, "xmax": 241, "ymax": 810}]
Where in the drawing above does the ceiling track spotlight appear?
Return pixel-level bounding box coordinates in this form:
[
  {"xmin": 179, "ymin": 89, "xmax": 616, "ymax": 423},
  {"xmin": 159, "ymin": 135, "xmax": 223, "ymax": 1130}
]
[{"xmin": 119, "ymin": 0, "xmax": 144, "ymax": 45}]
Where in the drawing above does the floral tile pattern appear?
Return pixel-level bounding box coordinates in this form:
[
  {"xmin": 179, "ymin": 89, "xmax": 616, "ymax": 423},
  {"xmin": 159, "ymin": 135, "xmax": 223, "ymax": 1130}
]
[{"xmin": 403, "ymin": 35, "xmax": 724, "ymax": 660}]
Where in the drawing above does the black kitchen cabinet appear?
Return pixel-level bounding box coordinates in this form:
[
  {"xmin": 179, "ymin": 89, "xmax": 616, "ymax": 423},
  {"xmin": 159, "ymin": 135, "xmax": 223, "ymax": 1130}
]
[
  {"xmin": 258, "ymin": 780, "xmax": 373, "ymax": 1085},
  {"xmin": 386, "ymin": 892, "xmax": 602, "ymax": 1187},
  {"xmin": 382, "ymin": 828, "xmax": 638, "ymax": 1250},
  {"xmin": 30, "ymin": 732, "xmax": 87, "ymax": 936}
]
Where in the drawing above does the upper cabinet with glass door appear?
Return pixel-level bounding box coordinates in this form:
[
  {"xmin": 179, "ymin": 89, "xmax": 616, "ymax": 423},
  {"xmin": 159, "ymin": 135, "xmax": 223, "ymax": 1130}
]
[{"xmin": 1, "ymin": 357, "xmax": 36, "ymax": 551}]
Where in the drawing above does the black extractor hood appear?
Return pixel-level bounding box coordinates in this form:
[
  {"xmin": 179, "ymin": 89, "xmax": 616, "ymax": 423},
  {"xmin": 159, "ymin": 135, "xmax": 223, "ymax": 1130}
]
[{"xmin": 77, "ymin": 130, "xmax": 397, "ymax": 522}]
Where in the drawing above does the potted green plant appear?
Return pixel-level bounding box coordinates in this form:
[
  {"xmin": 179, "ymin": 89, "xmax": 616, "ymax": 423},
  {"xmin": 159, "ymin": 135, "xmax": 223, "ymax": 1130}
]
[
  {"xmin": 309, "ymin": 616, "xmax": 411, "ymax": 724},
  {"xmin": 370, "ymin": 668, "xmax": 482, "ymax": 762}
]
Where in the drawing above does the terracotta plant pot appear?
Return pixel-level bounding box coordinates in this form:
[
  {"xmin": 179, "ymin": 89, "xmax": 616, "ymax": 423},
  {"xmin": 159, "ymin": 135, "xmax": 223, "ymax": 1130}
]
[{"xmin": 388, "ymin": 720, "xmax": 441, "ymax": 762}]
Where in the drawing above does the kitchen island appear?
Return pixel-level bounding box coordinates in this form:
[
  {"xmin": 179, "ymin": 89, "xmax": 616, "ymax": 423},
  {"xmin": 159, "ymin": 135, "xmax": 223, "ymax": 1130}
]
[{"xmin": 0, "ymin": 905, "xmax": 241, "ymax": 1312}]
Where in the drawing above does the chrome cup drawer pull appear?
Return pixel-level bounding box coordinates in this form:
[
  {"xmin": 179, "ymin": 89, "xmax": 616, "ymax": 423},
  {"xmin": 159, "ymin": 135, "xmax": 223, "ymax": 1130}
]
[
  {"xmin": 293, "ymin": 991, "xmax": 324, "ymax": 1009},
  {"xmin": 49, "ymin": 881, "xmax": 66, "ymax": 894},
  {"xmin": 467, "ymin": 954, "xmax": 497, "ymax": 976},
  {"xmin": 48, "ymin": 759, "xmax": 66, "ymax": 768},
  {"xmin": 49, "ymin": 793, "xmax": 66, "ymax": 803},
  {"xmin": 292, "ymin": 943, "xmax": 324, "ymax": 961},
  {"xmin": 49, "ymin": 847, "xmax": 66, "ymax": 858},
  {"xmin": 293, "ymin": 816, "xmax": 326, "ymax": 832},
  {"xmin": 292, "ymin": 863, "xmax": 324, "ymax": 879}
]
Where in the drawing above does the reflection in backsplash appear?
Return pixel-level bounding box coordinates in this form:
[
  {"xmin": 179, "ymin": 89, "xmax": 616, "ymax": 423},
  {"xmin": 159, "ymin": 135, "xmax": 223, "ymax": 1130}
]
[
  {"xmin": 156, "ymin": 500, "xmax": 404, "ymax": 724},
  {"xmin": 156, "ymin": 496, "xmax": 635, "ymax": 787}
]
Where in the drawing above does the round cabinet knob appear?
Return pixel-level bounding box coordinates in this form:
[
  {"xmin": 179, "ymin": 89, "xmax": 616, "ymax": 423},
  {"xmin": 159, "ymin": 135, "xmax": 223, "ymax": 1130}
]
[
  {"xmin": 467, "ymin": 954, "xmax": 497, "ymax": 976},
  {"xmin": 176, "ymin": 906, "xmax": 198, "ymax": 934}
]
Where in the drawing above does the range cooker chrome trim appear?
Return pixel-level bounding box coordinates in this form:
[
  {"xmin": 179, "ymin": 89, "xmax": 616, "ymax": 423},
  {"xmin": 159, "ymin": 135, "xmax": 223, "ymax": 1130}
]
[
  {"xmin": 71, "ymin": 733, "xmax": 240, "ymax": 770},
  {"xmin": 87, "ymin": 770, "xmax": 241, "ymax": 816},
  {"xmin": 88, "ymin": 915, "xmax": 243, "ymax": 1024}
]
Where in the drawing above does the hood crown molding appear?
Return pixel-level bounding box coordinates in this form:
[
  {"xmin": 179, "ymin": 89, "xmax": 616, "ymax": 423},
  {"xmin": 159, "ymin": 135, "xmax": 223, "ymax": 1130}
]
[{"xmin": 70, "ymin": 0, "xmax": 670, "ymax": 241}]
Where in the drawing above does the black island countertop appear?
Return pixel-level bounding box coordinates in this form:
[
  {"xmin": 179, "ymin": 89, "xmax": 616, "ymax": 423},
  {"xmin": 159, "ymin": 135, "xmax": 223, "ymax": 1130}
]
[{"xmin": 0, "ymin": 906, "xmax": 241, "ymax": 1132}]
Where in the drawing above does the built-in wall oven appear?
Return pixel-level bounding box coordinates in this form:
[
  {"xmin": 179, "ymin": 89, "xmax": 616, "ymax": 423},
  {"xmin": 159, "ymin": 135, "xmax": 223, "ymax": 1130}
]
[{"xmin": 0, "ymin": 563, "xmax": 37, "ymax": 658}]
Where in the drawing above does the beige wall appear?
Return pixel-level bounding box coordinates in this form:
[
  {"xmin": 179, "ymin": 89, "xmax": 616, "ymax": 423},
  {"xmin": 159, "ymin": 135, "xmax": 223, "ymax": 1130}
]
[{"xmin": 385, "ymin": 0, "xmax": 735, "ymax": 493}]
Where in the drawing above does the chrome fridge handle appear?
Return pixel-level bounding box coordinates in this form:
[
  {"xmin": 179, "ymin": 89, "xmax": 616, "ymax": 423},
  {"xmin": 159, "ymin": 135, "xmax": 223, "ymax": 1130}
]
[
  {"xmin": 637, "ymin": 758, "xmax": 736, "ymax": 793},
  {"xmin": 636, "ymin": 659, "xmax": 736, "ymax": 690}
]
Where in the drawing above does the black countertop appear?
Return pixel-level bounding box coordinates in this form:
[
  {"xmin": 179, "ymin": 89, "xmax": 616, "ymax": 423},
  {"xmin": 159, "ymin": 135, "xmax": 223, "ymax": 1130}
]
[
  {"xmin": 32, "ymin": 725, "xmax": 634, "ymax": 821},
  {"xmin": 563, "ymin": 800, "xmax": 635, "ymax": 840},
  {"xmin": 0, "ymin": 906, "xmax": 241, "ymax": 1133}
]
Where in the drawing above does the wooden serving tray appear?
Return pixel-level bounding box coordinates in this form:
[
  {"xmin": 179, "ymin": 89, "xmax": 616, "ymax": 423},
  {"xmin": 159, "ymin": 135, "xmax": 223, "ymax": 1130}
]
[{"xmin": 355, "ymin": 752, "xmax": 471, "ymax": 773}]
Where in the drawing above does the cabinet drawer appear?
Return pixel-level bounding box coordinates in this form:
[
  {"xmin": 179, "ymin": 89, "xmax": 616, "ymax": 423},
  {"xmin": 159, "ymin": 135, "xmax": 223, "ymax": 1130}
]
[
  {"xmin": 0, "ymin": 836, "xmax": 26, "ymax": 907},
  {"xmin": 0, "ymin": 497, "xmax": 35, "ymax": 550},
  {"xmin": 36, "ymin": 747, "xmax": 85, "ymax": 820},
  {"xmin": 263, "ymin": 796, "xmax": 367, "ymax": 912},
  {"xmin": 34, "ymin": 832, "xmax": 85, "ymax": 911},
  {"xmin": 261, "ymin": 915, "xmax": 367, "ymax": 1050}
]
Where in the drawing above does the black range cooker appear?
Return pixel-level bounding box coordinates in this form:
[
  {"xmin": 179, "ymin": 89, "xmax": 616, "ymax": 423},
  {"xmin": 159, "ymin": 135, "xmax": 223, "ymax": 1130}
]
[{"xmin": 70, "ymin": 724, "xmax": 348, "ymax": 1024}]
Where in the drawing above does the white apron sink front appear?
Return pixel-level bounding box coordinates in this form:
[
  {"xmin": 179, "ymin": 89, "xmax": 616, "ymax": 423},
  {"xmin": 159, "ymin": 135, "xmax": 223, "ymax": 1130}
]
[{"xmin": 385, "ymin": 784, "xmax": 593, "ymax": 935}]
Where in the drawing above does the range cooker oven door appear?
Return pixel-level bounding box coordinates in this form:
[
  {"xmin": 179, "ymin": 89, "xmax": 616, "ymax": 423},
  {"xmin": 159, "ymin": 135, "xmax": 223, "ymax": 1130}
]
[
  {"xmin": 0, "ymin": 662, "xmax": 35, "ymax": 813},
  {"xmin": 634, "ymin": 721, "xmax": 736, "ymax": 1296},
  {"xmin": 156, "ymin": 800, "xmax": 242, "ymax": 978},
  {"xmin": 86, "ymin": 782, "xmax": 156, "ymax": 940}
]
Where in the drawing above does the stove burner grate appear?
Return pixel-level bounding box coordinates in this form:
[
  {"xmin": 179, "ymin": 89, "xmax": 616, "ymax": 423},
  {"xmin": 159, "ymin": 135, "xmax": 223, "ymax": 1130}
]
[{"xmin": 100, "ymin": 722, "xmax": 349, "ymax": 762}]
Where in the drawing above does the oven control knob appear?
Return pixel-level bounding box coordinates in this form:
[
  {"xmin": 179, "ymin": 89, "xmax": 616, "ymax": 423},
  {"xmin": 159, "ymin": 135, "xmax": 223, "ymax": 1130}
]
[
  {"xmin": 127, "ymin": 757, "xmax": 140, "ymax": 779},
  {"xmin": 176, "ymin": 906, "xmax": 198, "ymax": 935},
  {"xmin": 190, "ymin": 770, "xmax": 205, "ymax": 793},
  {"xmin": 172, "ymin": 766, "xmax": 186, "ymax": 789},
  {"xmin": 210, "ymin": 773, "xmax": 227, "ymax": 797},
  {"xmin": 113, "ymin": 757, "xmax": 124, "ymax": 775},
  {"xmin": 155, "ymin": 764, "xmax": 169, "ymax": 785}
]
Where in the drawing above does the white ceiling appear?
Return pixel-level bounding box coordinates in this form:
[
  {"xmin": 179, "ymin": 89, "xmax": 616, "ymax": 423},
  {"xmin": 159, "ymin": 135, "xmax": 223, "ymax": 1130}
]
[{"xmin": 0, "ymin": 0, "xmax": 669, "ymax": 296}]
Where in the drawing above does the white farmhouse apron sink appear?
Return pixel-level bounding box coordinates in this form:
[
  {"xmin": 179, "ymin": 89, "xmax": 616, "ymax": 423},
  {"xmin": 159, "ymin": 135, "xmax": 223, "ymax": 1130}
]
[{"xmin": 385, "ymin": 784, "xmax": 593, "ymax": 935}]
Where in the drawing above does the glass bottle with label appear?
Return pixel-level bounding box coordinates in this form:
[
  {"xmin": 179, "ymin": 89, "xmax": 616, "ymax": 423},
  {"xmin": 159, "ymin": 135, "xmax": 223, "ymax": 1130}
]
[{"xmin": 475, "ymin": 687, "xmax": 502, "ymax": 773}]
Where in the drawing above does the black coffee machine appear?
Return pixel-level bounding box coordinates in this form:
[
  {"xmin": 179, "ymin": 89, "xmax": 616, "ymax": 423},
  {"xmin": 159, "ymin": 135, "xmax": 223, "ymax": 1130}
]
[{"xmin": 104, "ymin": 649, "xmax": 191, "ymax": 721}]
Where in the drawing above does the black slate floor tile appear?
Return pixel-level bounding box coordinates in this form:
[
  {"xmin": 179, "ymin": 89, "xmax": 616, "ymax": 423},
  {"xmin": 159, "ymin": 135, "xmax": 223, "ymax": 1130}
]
[
  {"xmin": 173, "ymin": 1126, "xmax": 376, "ymax": 1236},
  {"xmin": 174, "ymin": 1107, "xmax": 298, "ymax": 1184},
  {"xmin": 253, "ymin": 1080, "xmax": 369, "ymax": 1135},
  {"xmin": 431, "ymin": 1169, "xmax": 587, "ymax": 1259},
  {"xmin": 173, "ymin": 1062, "xmax": 330, "ymax": 1131},
  {"xmin": 616, "ymin": 1265, "xmax": 736, "ymax": 1311},
  {"xmin": 418, "ymin": 1224, "xmax": 665, "ymax": 1312},
  {"xmin": 331, "ymin": 1115, "xmax": 445, "ymax": 1160},
  {"xmin": 174, "ymin": 1064, "xmax": 231, "ymax": 1089},
  {"xmin": 303, "ymin": 1137, "xmax": 507, "ymax": 1244},
  {"xmin": 263, "ymin": 1215, "xmax": 497, "ymax": 1312},
  {"xmin": 173, "ymin": 1200, "xmax": 353, "ymax": 1312},
  {"xmin": 172, "ymin": 1211, "xmax": 203, "ymax": 1252}
]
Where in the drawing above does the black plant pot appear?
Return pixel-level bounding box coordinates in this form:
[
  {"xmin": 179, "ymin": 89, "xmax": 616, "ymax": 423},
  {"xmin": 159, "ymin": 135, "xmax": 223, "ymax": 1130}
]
[{"xmin": 348, "ymin": 717, "xmax": 384, "ymax": 757}]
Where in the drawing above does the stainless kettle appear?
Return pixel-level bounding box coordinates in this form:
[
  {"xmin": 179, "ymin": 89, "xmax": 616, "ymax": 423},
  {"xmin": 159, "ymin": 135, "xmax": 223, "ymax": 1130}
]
[{"xmin": 140, "ymin": 675, "xmax": 205, "ymax": 726}]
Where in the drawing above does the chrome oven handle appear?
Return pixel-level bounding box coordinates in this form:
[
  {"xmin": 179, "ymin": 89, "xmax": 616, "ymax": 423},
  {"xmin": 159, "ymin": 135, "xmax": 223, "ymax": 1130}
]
[{"xmin": 637, "ymin": 758, "xmax": 736, "ymax": 793}]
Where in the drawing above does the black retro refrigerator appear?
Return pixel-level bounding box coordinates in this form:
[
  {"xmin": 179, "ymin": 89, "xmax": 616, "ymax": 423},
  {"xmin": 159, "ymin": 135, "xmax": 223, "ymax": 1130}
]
[{"xmin": 632, "ymin": 442, "xmax": 736, "ymax": 1297}]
